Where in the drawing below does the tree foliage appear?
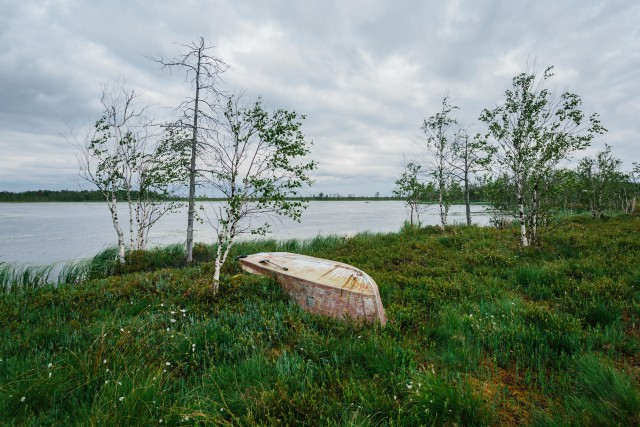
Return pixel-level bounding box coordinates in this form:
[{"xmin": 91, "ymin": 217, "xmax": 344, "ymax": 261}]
[
  {"xmin": 577, "ymin": 144, "xmax": 630, "ymax": 217},
  {"xmin": 76, "ymin": 82, "xmax": 181, "ymax": 263},
  {"xmin": 479, "ymin": 65, "xmax": 606, "ymax": 246},
  {"xmin": 204, "ymin": 95, "xmax": 317, "ymax": 290},
  {"xmin": 393, "ymin": 161, "xmax": 431, "ymax": 227}
]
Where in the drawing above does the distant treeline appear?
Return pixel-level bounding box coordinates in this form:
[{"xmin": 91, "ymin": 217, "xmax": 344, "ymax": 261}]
[
  {"xmin": 0, "ymin": 190, "xmax": 486, "ymax": 203},
  {"xmin": 307, "ymin": 185, "xmax": 490, "ymax": 203},
  {"xmin": 0, "ymin": 190, "xmax": 159, "ymax": 202},
  {"xmin": 0, "ymin": 187, "xmax": 492, "ymax": 203}
]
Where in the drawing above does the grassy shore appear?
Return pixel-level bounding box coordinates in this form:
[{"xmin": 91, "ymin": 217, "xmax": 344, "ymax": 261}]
[{"xmin": 1, "ymin": 215, "xmax": 639, "ymax": 425}]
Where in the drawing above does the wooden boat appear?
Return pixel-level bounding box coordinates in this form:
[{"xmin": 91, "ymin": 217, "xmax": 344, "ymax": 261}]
[{"xmin": 238, "ymin": 252, "xmax": 387, "ymax": 325}]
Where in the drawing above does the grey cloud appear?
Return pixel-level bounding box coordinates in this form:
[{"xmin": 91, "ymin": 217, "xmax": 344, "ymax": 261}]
[{"xmin": 1, "ymin": 0, "xmax": 639, "ymax": 195}]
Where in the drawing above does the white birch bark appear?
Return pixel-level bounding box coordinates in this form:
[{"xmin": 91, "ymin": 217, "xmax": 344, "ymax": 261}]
[
  {"xmin": 107, "ymin": 191, "xmax": 126, "ymax": 263},
  {"xmin": 516, "ymin": 181, "xmax": 529, "ymax": 247}
]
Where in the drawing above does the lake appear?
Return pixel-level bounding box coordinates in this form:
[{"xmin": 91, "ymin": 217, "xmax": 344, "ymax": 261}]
[{"xmin": 0, "ymin": 201, "xmax": 493, "ymax": 267}]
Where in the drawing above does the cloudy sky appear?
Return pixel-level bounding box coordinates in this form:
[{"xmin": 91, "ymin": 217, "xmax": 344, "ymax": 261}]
[{"xmin": 1, "ymin": 0, "xmax": 638, "ymax": 196}]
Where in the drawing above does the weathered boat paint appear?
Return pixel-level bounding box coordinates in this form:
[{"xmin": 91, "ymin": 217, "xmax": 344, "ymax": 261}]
[{"xmin": 238, "ymin": 252, "xmax": 387, "ymax": 325}]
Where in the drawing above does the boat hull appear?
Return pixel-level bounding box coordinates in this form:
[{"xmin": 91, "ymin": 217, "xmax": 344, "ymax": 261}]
[{"xmin": 238, "ymin": 252, "xmax": 387, "ymax": 325}]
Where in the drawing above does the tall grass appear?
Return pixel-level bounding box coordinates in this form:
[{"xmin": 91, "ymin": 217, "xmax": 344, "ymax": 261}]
[
  {"xmin": 0, "ymin": 235, "xmax": 349, "ymax": 294},
  {"xmin": 1, "ymin": 214, "xmax": 639, "ymax": 425},
  {"xmin": 0, "ymin": 263, "xmax": 54, "ymax": 293}
]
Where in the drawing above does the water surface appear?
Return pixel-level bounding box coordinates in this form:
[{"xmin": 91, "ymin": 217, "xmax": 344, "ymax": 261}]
[{"xmin": 0, "ymin": 201, "xmax": 491, "ymax": 266}]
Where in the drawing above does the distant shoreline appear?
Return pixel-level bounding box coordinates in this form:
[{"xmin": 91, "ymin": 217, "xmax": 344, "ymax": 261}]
[
  {"xmin": 0, "ymin": 198, "xmax": 491, "ymax": 204},
  {"xmin": 0, "ymin": 190, "xmax": 489, "ymax": 204}
]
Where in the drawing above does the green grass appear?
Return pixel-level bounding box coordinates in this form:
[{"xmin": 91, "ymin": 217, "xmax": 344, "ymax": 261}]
[{"xmin": 1, "ymin": 215, "xmax": 639, "ymax": 425}]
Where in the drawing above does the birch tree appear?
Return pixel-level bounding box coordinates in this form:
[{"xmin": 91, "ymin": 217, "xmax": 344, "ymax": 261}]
[
  {"xmin": 76, "ymin": 82, "xmax": 180, "ymax": 263},
  {"xmin": 450, "ymin": 130, "xmax": 494, "ymax": 225},
  {"xmin": 154, "ymin": 37, "xmax": 228, "ymax": 263},
  {"xmin": 393, "ymin": 161, "xmax": 430, "ymax": 227},
  {"xmin": 577, "ymin": 144, "xmax": 624, "ymax": 218},
  {"xmin": 479, "ymin": 65, "xmax": 605, "ymax": 246},
  {"xmin": 422, "ymin": 95, "xmax": 458, "ymax": 232},
  {"xmin": 627, "ymin": 163, "xmax": 640, "ymax": 213},
  {"xmin": 205, "ymin": 95, "xmax": 316, "ymax": 292}
]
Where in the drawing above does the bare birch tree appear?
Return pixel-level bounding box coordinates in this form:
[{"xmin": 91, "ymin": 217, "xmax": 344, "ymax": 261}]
[
  {"xmin": 450, "ymin": 130, "xmax": 494, "ymax": 225},
  {"xmin": 422, "ymin": 95, "xmax": 458, "ymax": 232},
  {"xmin": 153, "ymin": 37, "xmax": 228, "ymax": 263},
  {"xmin": 480, "ymin": 65, "xmax": 605, "ymax": 246},
  {"xmin": 204, "ymin": 95, "xmax": 316, "ymax": 292}
]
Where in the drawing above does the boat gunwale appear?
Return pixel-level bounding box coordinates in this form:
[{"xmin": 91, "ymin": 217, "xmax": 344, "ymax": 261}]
[{"xmin": 239, "ymin": 257, "xmax": 376, "ymax": 297}]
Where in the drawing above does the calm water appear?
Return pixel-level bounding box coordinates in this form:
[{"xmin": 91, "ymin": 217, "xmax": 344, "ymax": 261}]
[{"xmin": 0, "ymin": 201, "xmax": 492, "ymax": 266}]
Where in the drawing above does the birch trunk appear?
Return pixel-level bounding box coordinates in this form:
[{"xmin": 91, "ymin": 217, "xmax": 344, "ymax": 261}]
[
  {"xmin": 135, "ymin": 202, "xmax": 143, "ymax": 250},
  {"xmin": 213, "ymin": 243, "xmax": 223, "ymax": 293},
  {"xmin": 213, "ymin": 230, "xmax": 233, "ymax": 294},
  {"xmin": 127, "ymin": 189, "xmax": 135, "ymax": 250},
  {"xmin": 531, "ymin": 180, "xmax": 538, "ymax": 244},
  {"xmin": 464, "ymin": 169, "xmax": 471, "ymax": 226},
  {"xmin": 185, "ymin": 55, "xmax": 202, "ymax": 264},
  {"xmin": 438, "ymin": 186, "xmax": 446, "ymax": 232},
  {"xmin": 108, "ymin": 191, "xmax": 126, "ymax": 263},
  {"xmin": 516, "ymin": 182, "xmax": 529, "ymax": 247}
]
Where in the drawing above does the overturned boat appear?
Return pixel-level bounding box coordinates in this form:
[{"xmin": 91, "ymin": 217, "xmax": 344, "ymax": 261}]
[{"xmin": 238, "ymin": 252, "xmax": 387, "ymax": 325}]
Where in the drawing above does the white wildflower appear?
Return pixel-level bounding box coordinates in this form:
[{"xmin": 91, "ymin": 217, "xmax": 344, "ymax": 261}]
[
  {"xmin": 119, "ymin": 396, "xmax": 124, "ymax": 402},
  {"xmin": 47, "ymin": 363, "xmax": 53, "ymax": 368},
  {"xmin": 21, "ymin": 396, "xmax": 26, "ymax": 402},
  {"xmin": 170, "ymin": 319, "xmax": 177, "ymax": 323}
]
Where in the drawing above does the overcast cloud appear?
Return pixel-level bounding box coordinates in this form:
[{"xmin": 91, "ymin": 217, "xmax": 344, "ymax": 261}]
[{"xmin": 1, "ymin": 0, "xmax": 638, "ymax": 195}]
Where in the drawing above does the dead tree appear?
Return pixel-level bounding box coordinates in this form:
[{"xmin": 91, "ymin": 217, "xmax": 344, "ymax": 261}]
[{"xmin": 153, "ymin": 37, "xmax": 228, "ymax": 263}]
